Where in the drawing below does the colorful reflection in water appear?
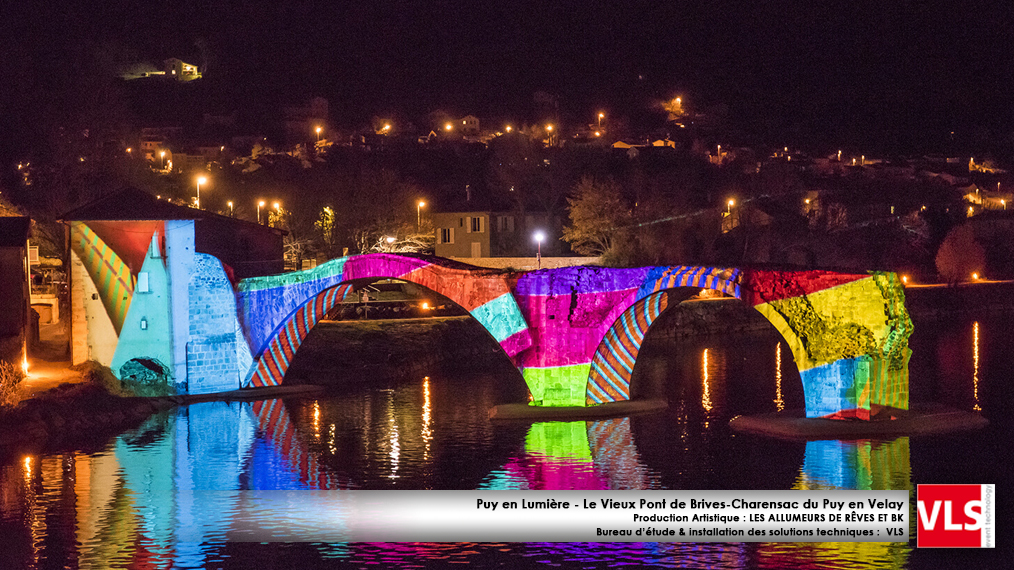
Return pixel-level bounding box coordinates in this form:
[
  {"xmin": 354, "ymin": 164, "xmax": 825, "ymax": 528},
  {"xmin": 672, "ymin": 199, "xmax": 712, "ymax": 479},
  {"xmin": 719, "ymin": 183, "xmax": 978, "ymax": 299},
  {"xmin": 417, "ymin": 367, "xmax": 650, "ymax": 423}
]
[
  {"xmin": 481, "ymin": 418, "xmax": 662, "ymax": 491},
  {"xmin": 0, "ymin": 318, "xmax": 1008, "ymax": 568}
]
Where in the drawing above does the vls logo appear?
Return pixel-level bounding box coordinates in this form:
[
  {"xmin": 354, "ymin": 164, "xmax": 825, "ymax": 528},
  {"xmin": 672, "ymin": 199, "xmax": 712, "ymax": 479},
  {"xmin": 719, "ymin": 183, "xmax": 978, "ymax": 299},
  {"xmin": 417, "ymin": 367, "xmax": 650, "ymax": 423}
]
[{"xmin": 917, "ymin": 484, "xmax": 995, "ymax": 548}]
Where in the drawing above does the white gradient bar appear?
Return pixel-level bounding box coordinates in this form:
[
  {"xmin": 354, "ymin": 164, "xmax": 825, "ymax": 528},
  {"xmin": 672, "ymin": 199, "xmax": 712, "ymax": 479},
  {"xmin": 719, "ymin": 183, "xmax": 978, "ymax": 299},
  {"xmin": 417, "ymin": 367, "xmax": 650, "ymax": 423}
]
[{"xmin": 164, "ymin": 490, "xmax": 915, "ymax": 542}]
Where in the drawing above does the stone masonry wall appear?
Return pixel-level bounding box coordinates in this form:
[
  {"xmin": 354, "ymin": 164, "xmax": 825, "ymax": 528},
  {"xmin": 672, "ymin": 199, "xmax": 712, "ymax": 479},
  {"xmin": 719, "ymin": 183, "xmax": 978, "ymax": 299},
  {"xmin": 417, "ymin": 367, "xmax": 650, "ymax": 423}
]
[{"xmin": 186, "ymin": 254, "xmax": 241, "ymax": 394}]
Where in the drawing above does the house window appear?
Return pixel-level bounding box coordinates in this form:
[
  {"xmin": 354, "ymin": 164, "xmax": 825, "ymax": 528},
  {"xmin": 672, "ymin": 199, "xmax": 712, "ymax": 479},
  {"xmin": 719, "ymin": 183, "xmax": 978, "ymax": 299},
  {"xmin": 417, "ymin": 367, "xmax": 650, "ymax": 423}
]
[
  {"xmin": 439, "ymin": 228, "xmax": 454, "ymax": 244},
  {"xmin": 471, "ymin": 216, "xmax": 483, "ymax": 233},
  {"xmin": 498, "ymin": 216, "xmax": 514, "ymax": 232}
]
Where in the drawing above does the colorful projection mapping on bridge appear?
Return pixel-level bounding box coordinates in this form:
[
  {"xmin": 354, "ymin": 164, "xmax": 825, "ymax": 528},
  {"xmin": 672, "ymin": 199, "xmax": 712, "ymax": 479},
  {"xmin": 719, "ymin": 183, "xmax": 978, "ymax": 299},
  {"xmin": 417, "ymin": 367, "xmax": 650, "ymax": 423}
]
[{"xmin": 69, "ymin": 219, "xmax": 911, "ymax": 420}]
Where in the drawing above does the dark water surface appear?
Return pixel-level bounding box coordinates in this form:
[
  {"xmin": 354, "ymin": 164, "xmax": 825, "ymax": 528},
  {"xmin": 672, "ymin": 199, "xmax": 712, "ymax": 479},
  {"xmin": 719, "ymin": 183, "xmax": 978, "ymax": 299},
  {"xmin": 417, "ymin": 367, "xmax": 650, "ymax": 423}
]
[{"xmin": 1, "ymin": 316, "xmax": 1008, "ymax": 568}]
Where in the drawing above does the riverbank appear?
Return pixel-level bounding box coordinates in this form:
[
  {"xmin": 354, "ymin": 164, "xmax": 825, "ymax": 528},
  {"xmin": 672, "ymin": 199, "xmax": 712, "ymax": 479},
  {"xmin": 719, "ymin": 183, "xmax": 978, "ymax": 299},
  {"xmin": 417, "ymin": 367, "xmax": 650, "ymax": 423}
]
[{"xmin": 0, "ymin": 368, "xmax": 177, "ymax": 460}]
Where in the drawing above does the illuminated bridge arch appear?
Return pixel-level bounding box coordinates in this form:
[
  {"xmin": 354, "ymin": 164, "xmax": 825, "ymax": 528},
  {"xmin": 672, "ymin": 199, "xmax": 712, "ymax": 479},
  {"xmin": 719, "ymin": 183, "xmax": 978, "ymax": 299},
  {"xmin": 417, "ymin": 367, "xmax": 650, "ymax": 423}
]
[
  {"xmin": 513, "ymin": 265, "xmax": 912, "ymax": 420},
  {"xmin": 237, "ymin": 253, "xmax": 532, "ymax": 387}
]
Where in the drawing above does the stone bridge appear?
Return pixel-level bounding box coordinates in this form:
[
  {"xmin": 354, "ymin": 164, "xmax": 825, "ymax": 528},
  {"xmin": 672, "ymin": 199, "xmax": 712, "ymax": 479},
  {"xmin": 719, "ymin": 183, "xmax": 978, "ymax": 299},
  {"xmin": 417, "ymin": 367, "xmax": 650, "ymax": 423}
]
[
  {"xmin": 69, "ymin": 219, "xmax": 911, "ymax": 420},
  {"xmin": 235, "ymin": 254, "xmax": 912, "ymax": 420}
]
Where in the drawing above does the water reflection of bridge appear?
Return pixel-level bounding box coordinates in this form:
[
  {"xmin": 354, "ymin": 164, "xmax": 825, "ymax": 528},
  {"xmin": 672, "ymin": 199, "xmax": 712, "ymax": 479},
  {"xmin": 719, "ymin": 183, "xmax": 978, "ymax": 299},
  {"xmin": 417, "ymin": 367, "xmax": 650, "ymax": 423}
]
[{"xmin": 4, "ymin": 391, "xmax": 916, "ymax": 568}]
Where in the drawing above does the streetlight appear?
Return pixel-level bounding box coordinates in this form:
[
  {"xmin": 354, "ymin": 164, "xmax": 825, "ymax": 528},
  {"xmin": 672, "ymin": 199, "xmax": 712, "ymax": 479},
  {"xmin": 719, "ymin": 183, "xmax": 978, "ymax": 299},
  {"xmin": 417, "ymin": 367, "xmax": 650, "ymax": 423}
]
[
  {"xmin": 533, "ymin": 231, "xmax": 545, "ymax": 269},
  {"xmin": 727, "ymin": 199, "xmax": 735, "ymax": 215},
  {"xmin": 257, "ymin": 200, "xmax": 266, "ymax": 224},
  {"xmin": 386, "ymin": 235, "xmax": 396, "ymax": 251},
  {"xmin": 227, "ymin": 201, "xmax": 234, "ymax": 216},
  {"xmin": 315, "ymin": 126, "xmax": 322, "ymax": 141},
  {"xmin": 417, "ymin": 200, "xmax": 426, "ymax": 230},
  {"xmin": 445, "ymin": 123, "xmax": 453, "ymax": 131},
  {"xmin": 160, "ymin": 150, "xmax": 166, "ymax": 169},
  {"xmin": 598, "ymin": 112, "xmax": 604, "ymax": 128},
  {"xmin": 1003, "ymin": 199, "xmax": 1007, "ymax": 211},
  {"xmin": 505, "ymin": 125, "xmax": 512, "ymax": 133},
  {"xmin": 196, "ymin": 176, "xmax": 207, "ymax": 209}
]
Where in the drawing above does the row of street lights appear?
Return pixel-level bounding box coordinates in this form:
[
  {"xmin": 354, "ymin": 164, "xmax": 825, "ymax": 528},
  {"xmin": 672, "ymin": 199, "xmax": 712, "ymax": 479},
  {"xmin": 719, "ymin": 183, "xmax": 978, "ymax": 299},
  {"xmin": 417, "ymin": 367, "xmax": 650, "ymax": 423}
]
[{"xmin": 190, "ymin": 176, "xmax": 282, "ymax": 223}]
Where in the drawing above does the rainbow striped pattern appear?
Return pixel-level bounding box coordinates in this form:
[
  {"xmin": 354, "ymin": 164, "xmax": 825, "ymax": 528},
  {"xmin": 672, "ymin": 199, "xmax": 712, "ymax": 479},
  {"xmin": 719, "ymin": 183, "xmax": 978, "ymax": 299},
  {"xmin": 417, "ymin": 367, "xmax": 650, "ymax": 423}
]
[
  {"xmin": 637, "ymin": 265, "xmax": 741, "ymax": 299},
  {"xmin": 70, "ymin": 222, "xmax": 134, "ymax": 333},
  {"xmin": 586, "ymin": 292, "xmax": 668, "ymax": 404},
  {"xmin": 250, "ymin": 399, "xmax": 341, "ymax": 489},
  {"xmin": 247, "ymin": 284, "xmax": 354, "ymax": 388},
  {"xmin": 238, "ymin": 253, "xmax": 531, "ymax": 387}
]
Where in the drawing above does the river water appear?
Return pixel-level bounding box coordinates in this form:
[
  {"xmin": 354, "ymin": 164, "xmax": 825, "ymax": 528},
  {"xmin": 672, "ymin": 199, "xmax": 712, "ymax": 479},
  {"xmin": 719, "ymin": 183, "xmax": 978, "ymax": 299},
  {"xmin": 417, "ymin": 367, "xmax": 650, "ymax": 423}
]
[{"xmin": 0, "ymin": 315, "xmax": 1007, "ymax": 569}]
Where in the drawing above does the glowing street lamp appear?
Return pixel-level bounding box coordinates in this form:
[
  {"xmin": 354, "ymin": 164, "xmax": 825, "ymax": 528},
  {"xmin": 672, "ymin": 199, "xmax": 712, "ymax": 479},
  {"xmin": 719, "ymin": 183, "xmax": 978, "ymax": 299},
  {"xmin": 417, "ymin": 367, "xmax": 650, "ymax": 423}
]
[
  {"xmin": 1003, "ymin": 199, "xmax": 1007, "ymax": 210},
  {"xmin": 227, "ymin": 201, "xmax": 234, "ymax": 216},
  {"xmin": 195, "ymin": 176, "xmax": 207, "ymax": 209},
  {"xmin": 160, "ymin": 150, "xmax": 166, "ymax": 169},
  {"xmin": 505, "ymin": 125, "xmax": 512, "ymax": 133},
  {"xmin": 257, "ymin": 200, "xmax": 266, "ymax": 224},
  {"xmin": 598, "ymin": 112, "xmax": 604, "ymax": 127},
  {"xmin": 533, "ymin": 231, "xmax": 545, "ymax": 269},
  {"xmin": 727, "ymin": 199, "xmax": 735, "ymax": 215},
  {"xmin": 315, "ymin": 126, "xmax": 322, "ymax": 141},
  {"xmin": 445, "ymin": 123, "xmax": 453, "ymax": 131},
  {"xmin": 417, "ymin": 200, "xmax": 426, "ymax": 230}
]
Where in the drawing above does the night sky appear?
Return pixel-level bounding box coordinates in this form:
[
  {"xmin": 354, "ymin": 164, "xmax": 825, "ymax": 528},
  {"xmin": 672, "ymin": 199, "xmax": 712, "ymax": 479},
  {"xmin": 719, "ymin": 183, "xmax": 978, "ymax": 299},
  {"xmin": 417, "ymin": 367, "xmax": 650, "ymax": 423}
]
[{"xmin": 2, "ymin": 1, "xmax": 1013, "ymax": 160}]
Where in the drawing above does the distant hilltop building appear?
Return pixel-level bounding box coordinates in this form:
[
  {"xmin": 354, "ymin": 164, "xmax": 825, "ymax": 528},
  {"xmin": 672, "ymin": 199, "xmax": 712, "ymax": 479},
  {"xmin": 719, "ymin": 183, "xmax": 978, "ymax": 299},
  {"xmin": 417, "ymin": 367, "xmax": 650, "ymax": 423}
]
[
  {"xmin": 164, "ymin": 58, "xmax": 202, "ymax": 81},
  {"xmin": 119, "ymin": 59, "xmax": 202, "ymax": 81}
]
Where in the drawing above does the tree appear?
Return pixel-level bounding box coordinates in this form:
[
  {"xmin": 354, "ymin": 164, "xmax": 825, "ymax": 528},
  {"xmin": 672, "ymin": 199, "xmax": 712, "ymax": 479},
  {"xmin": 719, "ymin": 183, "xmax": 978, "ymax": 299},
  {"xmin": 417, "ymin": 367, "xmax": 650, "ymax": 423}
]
[
  {"xmin": 314, "ymin": 206, "xmax": 342, "ymax": 259},
  {"xmin": 562, "ymin": 177, "xmax": 631, "ymax": 256},
  {"xmin": 935, "ymin": 225, "xmax": 986, "ymax": 283}
]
